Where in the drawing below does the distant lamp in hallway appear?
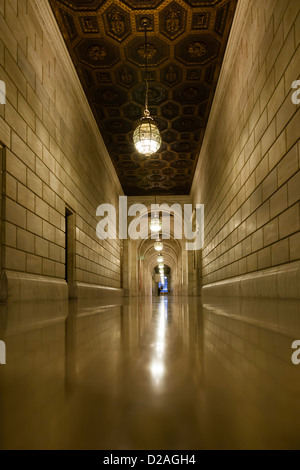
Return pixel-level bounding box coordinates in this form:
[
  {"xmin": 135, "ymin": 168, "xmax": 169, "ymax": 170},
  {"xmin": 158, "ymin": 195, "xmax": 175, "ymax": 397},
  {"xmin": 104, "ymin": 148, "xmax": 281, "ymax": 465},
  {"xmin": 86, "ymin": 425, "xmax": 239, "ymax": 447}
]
[
  {"xmin": 158, "ymin": 263, "xmax": 164, "ymax": 269},
  {"xmin": 157, "ymin": 254, "xmax": 164, "ymax": 263},
  {"xmin": 150, "ymin": 196, "xmax": 162, "ymax": 232},
  {"xmin": 149, "ymin": 212, "xmax": 162, "ymax": 232},
  {"xmin": 154, "ymin": 238, "xmax": 163, "ymax": 251},
  {"xmin": 133, "ymin": 18, "xmax": 161, "ymax": 157}
]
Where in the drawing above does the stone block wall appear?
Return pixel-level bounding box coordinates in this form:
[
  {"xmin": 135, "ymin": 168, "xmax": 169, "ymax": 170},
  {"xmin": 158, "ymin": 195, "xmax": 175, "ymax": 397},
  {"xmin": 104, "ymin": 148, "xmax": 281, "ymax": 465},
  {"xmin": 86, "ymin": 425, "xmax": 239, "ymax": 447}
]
[
  {"xmin": 0, "ymin": 0, "xmax": 123, "ymax": 300},
  {"xmin": 192, "ymin": 0, "xmax": 300, "ymax": 298}
]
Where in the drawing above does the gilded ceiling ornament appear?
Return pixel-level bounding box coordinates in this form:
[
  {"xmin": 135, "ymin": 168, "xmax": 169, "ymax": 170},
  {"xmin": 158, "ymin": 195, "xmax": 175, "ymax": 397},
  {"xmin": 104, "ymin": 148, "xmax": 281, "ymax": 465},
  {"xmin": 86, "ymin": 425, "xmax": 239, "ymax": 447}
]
[
  {"xmin": 147, "ymin": 88, "xmax": 159, "ymax": 100},
  {"xmin": 138, "ymin": 43, "xmax": 157, "ymax": 60},
  {"xmin": 165, "ymin": 65, "xmax": 177, "ymax": 84},
  {"xmin": 120, "ymin": 67, "xmax": 133, "ymax": 84},
  {"xmin": 188, "ymin": 41, "xmax": 207, "ymax": 57},
  {"xmin": 126, "ymin": 104, "xmax": 140, "ymax": 119},
  {"xmin": 165, "ymin": 8, "xmax": 181, "ymax": 33},
  {"xmin": 176, "ymin": 160, "xmax": 188, "ymax": 167},
  {"xmin": 88, "ymin": 45, "xmax": 107, "ymax": 61},
  {"xmin": 122, "ymin": 161, "xmax": 136, "ymax": 168},
  {"xmin": 192, "ymin": 13, "xmax": 210, "ymax": 29},
  {"xmin": 102, "ymin": 89, "xmax": 118, "ymax": 101},
  {"xmin": 195, "ymin": 15, "xmax": 205, "ymax": 27},
  {"xmin": 181, "ymin": 119, "xmax": 193, "ymax": 128},
  {"xmin": 108, "ymin": 9, "xmax": 125, "ymax": 35},
  {"xmin": 165, "ymin": 131, "xmax": 175, "ymax": 140},
  {"xmin": 83, "ymin": 18, "xmax": 93, "ymax": 30},
  {"xmin": 182, "ymin": 87, "xmax": 199, "ymax": 99}
]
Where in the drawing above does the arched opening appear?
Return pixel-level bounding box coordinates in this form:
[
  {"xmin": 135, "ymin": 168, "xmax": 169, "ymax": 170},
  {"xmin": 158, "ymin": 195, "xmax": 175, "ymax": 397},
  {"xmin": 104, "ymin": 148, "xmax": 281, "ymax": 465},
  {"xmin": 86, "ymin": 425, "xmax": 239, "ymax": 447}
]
[
  {"xmin": 122, "ymin": 197, "xmax": 200, "ymax": 297},
  {"xmin": 153, "ymin": 264, "xmax": 171, "ymax": 296}
]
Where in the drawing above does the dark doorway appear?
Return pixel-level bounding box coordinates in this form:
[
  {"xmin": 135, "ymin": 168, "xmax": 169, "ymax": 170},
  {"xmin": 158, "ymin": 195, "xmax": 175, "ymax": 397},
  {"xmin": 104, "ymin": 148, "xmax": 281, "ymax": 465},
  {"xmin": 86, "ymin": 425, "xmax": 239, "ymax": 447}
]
[{"xmin": 65, "ymin": 208, "xmax": 75, "ymax": 284}]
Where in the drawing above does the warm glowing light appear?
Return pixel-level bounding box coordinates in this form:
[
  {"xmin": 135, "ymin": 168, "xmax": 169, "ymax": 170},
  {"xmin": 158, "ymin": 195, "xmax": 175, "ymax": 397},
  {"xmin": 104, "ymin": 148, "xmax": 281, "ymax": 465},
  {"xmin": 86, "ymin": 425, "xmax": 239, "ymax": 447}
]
[
  {"xmin": 149, "ymin": 296, "xmax": 167, "ymax": 385},
  {"xmin": 157, "ymin": 254, "xmax": 163, "ymax": 263},
  {"xmin": 150, "ymin": 360, "xmax": 164, "ymax": 381},
  {"xmin": 156, "ymin": 341, "xmax": 164, "ymax": 357},
  {"xmin": 133, "ymin": 19, "xmax": 162, "ymax": 157},
  {"xmin": 149, "ymin": 213, "xmax": 162, "ymax": 232},
  {"xmin": 158, "ymin": 263, "xmax": 164, "ymax": 269},
  {"xmin": 154, "ymin": 239, "xmax": 163, "ymax": 251},
  {"xmin": 133, "ymin": 118, "xmax": 161, "ymax": 157}
]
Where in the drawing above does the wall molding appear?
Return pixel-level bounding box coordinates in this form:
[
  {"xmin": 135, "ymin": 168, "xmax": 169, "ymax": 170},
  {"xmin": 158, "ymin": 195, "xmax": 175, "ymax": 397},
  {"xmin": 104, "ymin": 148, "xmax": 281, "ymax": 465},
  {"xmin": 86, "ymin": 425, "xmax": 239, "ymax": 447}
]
[
  {"xmin": 0, "ymin": 271, "xmax": 125, "ymax": 301},
  {"xmin": 69, "ymin": 281, "xmax": 124, "ymax": 299},
  {"xmin": 0, "ymin": 270, "xmax": 68, "ymax": 302},
  {"xmin": 202, "ymin": 261, "xmax": 300, "ymax": 299}
]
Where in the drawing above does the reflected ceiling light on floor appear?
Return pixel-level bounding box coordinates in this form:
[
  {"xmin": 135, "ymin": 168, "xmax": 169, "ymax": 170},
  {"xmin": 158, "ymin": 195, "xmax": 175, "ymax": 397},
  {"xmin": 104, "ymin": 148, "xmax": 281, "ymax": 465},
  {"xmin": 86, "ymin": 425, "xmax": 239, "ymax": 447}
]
[
  {"xmin": 157, "ymin": 254, "xmax": 164, "ymax": 263},
  {"xmin": 133, "ymin": 18, "xmax": 161, "ymax": 157},
  {"xmin": 154, "ymin": 238, "xmax": 163, "ymax": 251},
  {"xmin": 150, "ymin": 360, "xmax": 164, "ymax": 383}
]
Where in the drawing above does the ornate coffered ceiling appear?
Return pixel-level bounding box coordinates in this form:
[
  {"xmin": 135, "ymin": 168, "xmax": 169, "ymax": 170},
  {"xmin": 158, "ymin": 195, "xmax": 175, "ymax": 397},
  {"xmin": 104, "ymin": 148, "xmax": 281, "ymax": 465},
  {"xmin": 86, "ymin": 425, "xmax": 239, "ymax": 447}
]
[{"xmin": 49, "ymin": 0, "xmax": 238, "ymax": 195}]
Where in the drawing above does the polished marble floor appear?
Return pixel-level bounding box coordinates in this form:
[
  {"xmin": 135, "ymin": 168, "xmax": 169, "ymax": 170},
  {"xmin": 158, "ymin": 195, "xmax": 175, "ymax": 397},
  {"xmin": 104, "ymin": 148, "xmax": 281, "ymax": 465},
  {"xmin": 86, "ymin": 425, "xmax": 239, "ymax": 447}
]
[{"xmin": 1, "ymin": 295, "xmax": 300, "ymax": 449}]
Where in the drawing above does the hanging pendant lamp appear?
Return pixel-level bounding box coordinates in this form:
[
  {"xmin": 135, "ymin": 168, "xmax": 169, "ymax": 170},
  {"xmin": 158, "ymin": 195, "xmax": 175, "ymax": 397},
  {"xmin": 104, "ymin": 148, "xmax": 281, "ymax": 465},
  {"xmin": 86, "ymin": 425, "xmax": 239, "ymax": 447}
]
[
  {"xmin": 149, "ymin": 212, "xmax": 162, "ymax": 232},
  {"xmin": 150, "ymin": 195, "xmax": 162, "ymax": 232},
  {"xmin": 133, "ymin": 18, "xmax": 161, "ymax": 157},
  {"xmin": 154, "ymin": 238, "xmax": 163, "ymax": 251},
  {"xmin": 157, "ymin": 254, "xmax": 164, "ymax": 263}
]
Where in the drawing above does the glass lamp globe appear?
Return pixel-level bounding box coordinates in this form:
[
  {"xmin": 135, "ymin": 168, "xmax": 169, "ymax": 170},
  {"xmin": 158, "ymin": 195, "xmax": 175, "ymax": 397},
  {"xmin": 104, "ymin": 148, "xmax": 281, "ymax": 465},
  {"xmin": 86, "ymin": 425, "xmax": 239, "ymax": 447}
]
[
  {"xmin": 149, "ymin": 213, "xmax": 162, "ymax": 233},
  {"xmin": 157, "ymin": 254, "xmax": 163, "ymax": 263},
  {"xmin": 154, "ymin": 240, "xmax": 163, "ymax": 251},
  {"xmin": 158, "ymin": 263, "xmax": 164, "ymax": 269},
  {"xmin": 133, "ymin": 116, "xmax": 161, "ymax": 157}
]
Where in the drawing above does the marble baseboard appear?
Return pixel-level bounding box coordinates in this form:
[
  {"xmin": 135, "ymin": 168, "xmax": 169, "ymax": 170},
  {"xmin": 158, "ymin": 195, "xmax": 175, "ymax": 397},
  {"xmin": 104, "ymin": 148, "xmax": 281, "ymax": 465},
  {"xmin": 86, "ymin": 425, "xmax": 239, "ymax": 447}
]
[
  {"xmin": 0, "ymin": 270, "xmax": 68, "ymax": 302},
  {"xmin": 0, "ymin": 272, "xmax": 124, "ymax": 302},
  {"xmin": 69, "ymin": 281, "xmax": 124, "ymax": 299},
  {"xmin": 202, "ymin": 261, "xmax": 300, "ymax": 299}
]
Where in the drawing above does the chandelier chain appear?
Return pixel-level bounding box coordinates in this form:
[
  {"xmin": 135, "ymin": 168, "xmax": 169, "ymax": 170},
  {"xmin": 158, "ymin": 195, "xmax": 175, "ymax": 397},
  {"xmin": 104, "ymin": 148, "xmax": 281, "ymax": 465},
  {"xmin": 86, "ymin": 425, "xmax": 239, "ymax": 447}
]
[{"xmin": 144, "ymin": 21, "xmax": 150, "ymax": 117}]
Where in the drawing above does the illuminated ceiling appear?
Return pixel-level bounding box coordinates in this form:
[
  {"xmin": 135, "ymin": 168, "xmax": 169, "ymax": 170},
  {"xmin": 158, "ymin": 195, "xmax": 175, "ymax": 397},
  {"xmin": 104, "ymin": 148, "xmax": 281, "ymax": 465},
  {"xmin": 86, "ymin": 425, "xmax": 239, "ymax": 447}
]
[{"xmin": 49, "ymin": 0, "xmax": 238, "ymax": 195}]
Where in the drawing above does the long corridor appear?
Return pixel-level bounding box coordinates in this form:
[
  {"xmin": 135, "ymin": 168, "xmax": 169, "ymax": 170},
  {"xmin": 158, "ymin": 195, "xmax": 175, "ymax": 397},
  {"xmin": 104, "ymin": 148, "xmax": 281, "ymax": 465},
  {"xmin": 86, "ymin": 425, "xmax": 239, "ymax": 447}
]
[{"xmin": 1, "ymin": 296, "xmax": 300, "ymax": 450}]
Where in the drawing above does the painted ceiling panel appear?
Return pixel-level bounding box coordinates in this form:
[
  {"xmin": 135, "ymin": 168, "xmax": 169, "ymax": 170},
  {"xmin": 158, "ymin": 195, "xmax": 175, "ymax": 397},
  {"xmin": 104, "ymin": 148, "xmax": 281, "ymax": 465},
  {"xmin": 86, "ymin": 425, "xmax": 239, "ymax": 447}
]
[{"xmin": 49, "ymin": 0, "xmax": 238, "ymax": 195}]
